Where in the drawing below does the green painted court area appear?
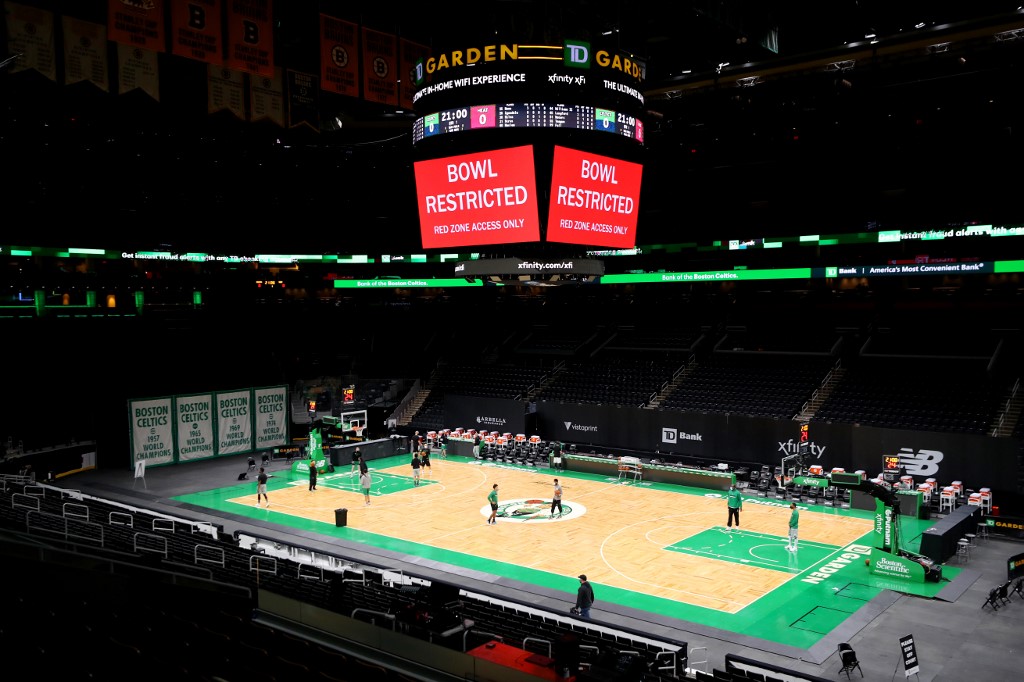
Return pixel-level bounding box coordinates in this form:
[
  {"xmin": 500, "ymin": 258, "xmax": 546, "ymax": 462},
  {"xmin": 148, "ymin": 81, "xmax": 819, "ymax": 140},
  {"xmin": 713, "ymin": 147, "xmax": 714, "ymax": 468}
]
[
  {"xmin": 302, "ymin": 469, "xmax": 434, "ymax": 496},
  {"xmin": 173, "ymin": 454, "xmax": 962, "ymax": 651},
  {"xmin": 665, "ymin": 527, "xmax": 839, "ymax": 574}
]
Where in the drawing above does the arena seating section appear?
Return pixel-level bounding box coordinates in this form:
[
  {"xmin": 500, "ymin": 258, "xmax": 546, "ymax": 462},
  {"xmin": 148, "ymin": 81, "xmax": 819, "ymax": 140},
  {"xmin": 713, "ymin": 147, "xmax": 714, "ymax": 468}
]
[{"xmin": 0, "ymin": 475, "xmax": 688, "ymax": 681}]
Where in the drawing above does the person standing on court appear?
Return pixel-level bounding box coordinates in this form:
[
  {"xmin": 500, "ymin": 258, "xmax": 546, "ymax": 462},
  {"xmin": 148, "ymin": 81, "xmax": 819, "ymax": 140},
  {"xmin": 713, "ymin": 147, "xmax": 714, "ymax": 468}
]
[
  {"xmin": 361, "ymin": 469, "xmax": 372, "ymax": 505},
  {"xmin": 786, "ymin": 502, "xmax": 800, "ymax": 551},
  {"xmin": 551, "ymin": 441, "xmax": 563, "ymax": 470},
  {"xmin": 411, "ymin": 451, "xmax": 421, "ymax": 486},
  {"xmin": 551, "ymin": 479, "xmax": 563, "ymax": 518},
  {"xmin": 726, "ymin": 482, "xmax": 742, "ymax": 531},
  {"xmin": 575, "ymin": 574, "xmax": 595, "ymax": 618},
  {"xmin": 421, "ymin": 445, "xmax": 431, "ymax": 477},
  {"xmin": 255, "ymin": 467, "xmax": 269, "ymax": 508},
  {"xmin": 487, "ymin": 483, "xmax": 498, "ymax": 524},
  {"xmin": 308, "ymin": 459, "xmax": 318, "ymax": 492}
]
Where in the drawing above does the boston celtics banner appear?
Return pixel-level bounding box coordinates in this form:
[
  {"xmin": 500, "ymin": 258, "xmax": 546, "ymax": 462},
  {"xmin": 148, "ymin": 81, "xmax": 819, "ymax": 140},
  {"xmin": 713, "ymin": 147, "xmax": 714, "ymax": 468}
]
[
  {"xmin": 215, "ymin": 389, "xmax": 253, "ymax": 455},
  {"xmin": 175, "ymin": 393, "xmax": 215, "ymax": 462},
  {"xmin": 129, "ymin": 396, "xmax": 174, "ymax": 468},
  {"xmin": 254, "ymin": 385, "xmax": 289, "ymax": 451}
]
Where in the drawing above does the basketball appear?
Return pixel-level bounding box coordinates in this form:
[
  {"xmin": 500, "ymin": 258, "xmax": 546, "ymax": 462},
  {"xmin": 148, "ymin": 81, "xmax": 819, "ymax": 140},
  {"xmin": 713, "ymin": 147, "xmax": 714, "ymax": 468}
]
[{"xmin": 865, "ymin": 559, "xmax": 870, "ymax": 566}]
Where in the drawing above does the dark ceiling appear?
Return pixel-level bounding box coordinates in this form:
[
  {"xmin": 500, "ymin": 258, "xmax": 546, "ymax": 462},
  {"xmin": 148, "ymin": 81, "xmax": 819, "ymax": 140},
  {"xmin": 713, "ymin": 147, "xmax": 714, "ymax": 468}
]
[{"xmin": 3, "ymin": 1, "xmax": 1024, "ymax": 255}]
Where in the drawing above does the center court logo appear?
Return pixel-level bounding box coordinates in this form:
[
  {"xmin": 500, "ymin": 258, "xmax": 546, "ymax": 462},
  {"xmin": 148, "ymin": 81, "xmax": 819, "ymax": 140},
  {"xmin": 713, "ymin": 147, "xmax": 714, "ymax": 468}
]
[{"xmin": 481, "ymin": 498, "xmax": 587, "ymax": 523}]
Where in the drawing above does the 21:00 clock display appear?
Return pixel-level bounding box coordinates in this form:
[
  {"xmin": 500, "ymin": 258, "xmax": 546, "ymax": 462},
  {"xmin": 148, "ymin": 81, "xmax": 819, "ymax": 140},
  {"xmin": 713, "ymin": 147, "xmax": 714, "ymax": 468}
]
[{"xmin": 412, "ymin": 102, "xmax": 644, "ymax": 145}]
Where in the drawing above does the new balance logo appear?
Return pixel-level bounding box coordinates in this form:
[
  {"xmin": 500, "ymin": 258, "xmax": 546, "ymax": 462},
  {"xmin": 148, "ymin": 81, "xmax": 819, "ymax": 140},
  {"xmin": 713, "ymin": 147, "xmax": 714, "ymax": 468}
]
[{"xmin": 897, "ymin": 448, "xmax": 943, "ymax": 476}]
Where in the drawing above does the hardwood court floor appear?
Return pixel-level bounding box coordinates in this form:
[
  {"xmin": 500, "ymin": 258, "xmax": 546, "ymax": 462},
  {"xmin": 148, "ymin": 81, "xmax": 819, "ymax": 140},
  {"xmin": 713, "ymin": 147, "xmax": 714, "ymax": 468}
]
[{"xmin": 226, "ymin": 456, "xmax": 873, "ymax": 614}]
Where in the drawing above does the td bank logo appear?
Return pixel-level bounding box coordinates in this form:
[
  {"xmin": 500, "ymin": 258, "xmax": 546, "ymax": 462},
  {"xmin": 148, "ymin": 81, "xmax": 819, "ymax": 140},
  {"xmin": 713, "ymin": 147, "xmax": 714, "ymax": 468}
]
[
  {"xmin": 897, "ymin": 447, "xmax": 943, "ymax": 476},
  {"xmin": 564, "ymin": 40, "xmax": 590, "ymax": 69},
  {"xmin": 661, "ymin": 427, "xmax": 702, "ymax": 443}
]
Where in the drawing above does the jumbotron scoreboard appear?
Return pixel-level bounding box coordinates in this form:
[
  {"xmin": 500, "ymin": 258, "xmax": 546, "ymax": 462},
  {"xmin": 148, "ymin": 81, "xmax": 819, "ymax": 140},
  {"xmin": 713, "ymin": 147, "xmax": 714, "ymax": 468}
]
[
  {"xmin": 414, "ymin": 102, "xmax": 643, "ymax": 143},
  {"xmin": 411, "ymin": 39, "xmax": 646, "ymax": 147},
  {"xmin": 410, "ymin": 36, "xmax": 648, "ymax": 251}
]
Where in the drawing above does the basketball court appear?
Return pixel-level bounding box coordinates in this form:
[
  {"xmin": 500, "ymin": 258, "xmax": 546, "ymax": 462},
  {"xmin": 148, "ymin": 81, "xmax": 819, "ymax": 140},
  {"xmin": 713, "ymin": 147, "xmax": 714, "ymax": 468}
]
[{"xmin": 169, "ymin": 453, "xmax": 973, "ymax": 659}]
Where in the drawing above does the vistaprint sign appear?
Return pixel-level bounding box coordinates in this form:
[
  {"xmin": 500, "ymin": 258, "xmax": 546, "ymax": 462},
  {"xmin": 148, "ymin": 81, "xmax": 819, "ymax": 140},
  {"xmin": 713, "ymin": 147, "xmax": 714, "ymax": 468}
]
[{"xmin": 564, "ymin": 421, "xmax": 598, "ymax": 433}]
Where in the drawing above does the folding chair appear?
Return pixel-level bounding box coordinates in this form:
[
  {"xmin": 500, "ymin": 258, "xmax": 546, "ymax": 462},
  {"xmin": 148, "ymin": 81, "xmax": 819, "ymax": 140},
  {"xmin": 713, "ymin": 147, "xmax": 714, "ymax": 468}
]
[
  {"xmin": 837, "ymin": 643, "xmax": 863, "ymax": 679},
  {"xmin": 247, "ymin": 457, "xmax": 257, "ymax": 471},
  {"xmin": 982, "ymin": 587, "xmax": 1001, "ymax": 611},
  {"xmin": 997, "ymin": 581, "xmax": 1012, "ymax": 605}
]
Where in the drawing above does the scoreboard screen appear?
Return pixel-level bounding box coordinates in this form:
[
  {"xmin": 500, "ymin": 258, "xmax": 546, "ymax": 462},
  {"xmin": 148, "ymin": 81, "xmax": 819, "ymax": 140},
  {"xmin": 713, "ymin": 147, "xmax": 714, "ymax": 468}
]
[
  {"xmin": 414, "ymin": 103, "xmax": 644, "ymax": 145},
  {"xmin": 883, "ymin": 455, "xmax": 901, "ymax": 471},
  {"xmin": 413, "ymin": 145, "xmax": 542, "ymax": 249},
  {"xmin": 546, "ymin": 146, "xmax": 643, "ymax": 249}
]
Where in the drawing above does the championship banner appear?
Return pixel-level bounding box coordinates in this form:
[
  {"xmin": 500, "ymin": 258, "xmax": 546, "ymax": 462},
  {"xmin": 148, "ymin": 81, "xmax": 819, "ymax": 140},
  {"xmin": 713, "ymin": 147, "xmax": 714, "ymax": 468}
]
[
  {"xmin": 4, "ymin": 1, "xmax": 56, "ymax": 81},
  {"xmin": 207, "ymin": 64, "xmax": 245, "ymax": 119},
  {"xmin": 170, "ymin": 0, "xmax": 223, "ymax": 65},
  {"xmin": 399, "ymin": 37, "xmax": 430, "ymax": 110},
  {"xmin": 254, "ymin": 385, "xmax": 288, "ymax": 451},
  {"xmin": 320, "ymin": 14, "xmax": 358, "ymax": 98},
  {"xmin": 215, "ymin": 389, "xmax": 253, "ymax": 456},
  {"xmin": 361, "ymin": 26, "xmax": 397, "ymax": 106},
  {"xmin": 250, "ymin": 67, "xmax": 284, "ymax": 126},
  {"xmin": 287, "ymin": 69, "xmax": 319, "ymax": 131},
  {"xmin": 129, "ymin": 397, "xmax": 175, "ymax": 468},
  {"xmin": 63, "ymin": 16, "xmax": 109, "ymax": 91},
  {"xmin": 117, "ymin": 43, "xmax": 160, "ymax": 100},
  {"xmin": 107, "ymin": 0, "xmax": 165, "ymax": 52},
  {"xmin": 174, "ymin": 393, "xmax": 215, "ymax": 462},
  {"xmin": 226, "ymin": 0, "xmax": 273, "ymax": 77}
]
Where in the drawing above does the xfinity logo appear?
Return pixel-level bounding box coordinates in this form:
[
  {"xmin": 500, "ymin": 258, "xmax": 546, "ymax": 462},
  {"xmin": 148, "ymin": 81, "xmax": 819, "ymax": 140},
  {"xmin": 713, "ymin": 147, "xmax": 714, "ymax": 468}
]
[
  {"xmin": 778, "ymin": 438, "xmax": 826, "ymax": 458},
  {"xmin": 662, "ymin": 428, "xmax": 702, "ymax": 443},
  {"xmin": 563, "ymin": 421, "xmax": 598, "ymax": 433},
  {"xmin": 897, "ymin": 447, "xmax": 943, "ymax": 476}
]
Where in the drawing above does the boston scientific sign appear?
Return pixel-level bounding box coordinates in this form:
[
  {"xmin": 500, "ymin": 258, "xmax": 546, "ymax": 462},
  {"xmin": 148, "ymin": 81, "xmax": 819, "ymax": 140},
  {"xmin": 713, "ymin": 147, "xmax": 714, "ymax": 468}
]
[{"xmin": 411, "ymin": 39, "xmax": 647, "ymax": 124}]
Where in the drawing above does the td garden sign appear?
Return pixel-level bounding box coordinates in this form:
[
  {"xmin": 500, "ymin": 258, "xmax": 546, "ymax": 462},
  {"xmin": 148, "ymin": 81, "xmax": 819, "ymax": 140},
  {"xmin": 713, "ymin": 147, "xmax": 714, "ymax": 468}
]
[
  {"xmin": 414, "ymin": 40, "xmax": 645, "ymax": 84},
  {"xmin": 412, "ymin": 39, "xmax": 647, "ymax": 110}
]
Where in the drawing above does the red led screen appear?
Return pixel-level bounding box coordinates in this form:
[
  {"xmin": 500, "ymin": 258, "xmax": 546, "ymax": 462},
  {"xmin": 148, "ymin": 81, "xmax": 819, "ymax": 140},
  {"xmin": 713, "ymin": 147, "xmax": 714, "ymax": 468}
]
[
  {"xmin": 546, "ymin": 146, "xmax": 643, "ymax": 248},
  {"xmin": 414, "ymin": 145, "xmax": 541, "ymax": 249}
]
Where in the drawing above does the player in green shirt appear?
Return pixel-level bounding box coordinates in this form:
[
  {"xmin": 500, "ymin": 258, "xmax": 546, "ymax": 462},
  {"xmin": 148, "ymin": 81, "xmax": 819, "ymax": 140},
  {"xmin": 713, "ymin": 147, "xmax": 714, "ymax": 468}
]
[
  {"xmin": 487, "ymin": 483, "xmax": 499, "ymax": 525},
  {"xmin": 726, "ymin": 482, "xmax": 743, "ymax": 531},
  {"xmin": 787, "ymin": 502, "xmax": 800, "ymax": 551}
]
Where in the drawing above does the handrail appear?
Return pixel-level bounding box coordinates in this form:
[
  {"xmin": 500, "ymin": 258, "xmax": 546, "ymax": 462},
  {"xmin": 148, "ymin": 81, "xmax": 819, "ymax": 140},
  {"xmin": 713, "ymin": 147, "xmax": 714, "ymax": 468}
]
[
  {"xmin": 523, "ymin": 636, "xmax": 552, "ymax": 658},
  {"xmin": 688, "ymin": 645, "xmax": 709, "ymax": 673},
  {"xmin": 350, "ymin": 608, "xmax": 396, "ymax": 629},
  {"xmin": 654, "ymin": 650, "xmax": 679, "ymax": 675}
]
